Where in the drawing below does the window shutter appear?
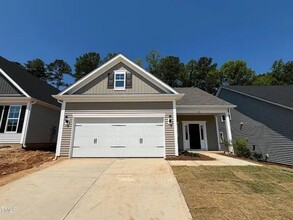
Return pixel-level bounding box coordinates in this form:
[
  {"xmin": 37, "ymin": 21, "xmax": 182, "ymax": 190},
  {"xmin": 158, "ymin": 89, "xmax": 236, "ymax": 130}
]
[
  {"xmin": 107, "ymin": 73, "xmax": 114, "ymax": 89},
  {"xmin": 126, "ymin": 72, "xmax": 132, "ymax": 88},
  {"xmin": 17, "ymin": 105, "xmax": 27, "ymax": 133},
  {"xmin": 0, "ymin": 106, "xmax": 9, "ymax": 133}
]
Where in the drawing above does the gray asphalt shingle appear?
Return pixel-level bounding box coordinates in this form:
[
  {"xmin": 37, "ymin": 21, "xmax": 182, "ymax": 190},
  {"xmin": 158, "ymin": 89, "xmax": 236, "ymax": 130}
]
[
  {"xmin": 224, "ymin": 86, "xmax": 293, "ymax": 108},
  {"xmin": 174, "ymin": 87, "xmax": 233, "ymax": 106}
]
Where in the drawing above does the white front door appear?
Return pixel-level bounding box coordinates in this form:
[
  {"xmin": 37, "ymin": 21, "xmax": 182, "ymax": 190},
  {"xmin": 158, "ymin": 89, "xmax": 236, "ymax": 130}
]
[
  {"xmin": 71, "ymin": 117, "xmax": 165, "ymax": 157},
  {"xmin": 182, "ymin": 121, "xmax": 208, "ymax": 150}
]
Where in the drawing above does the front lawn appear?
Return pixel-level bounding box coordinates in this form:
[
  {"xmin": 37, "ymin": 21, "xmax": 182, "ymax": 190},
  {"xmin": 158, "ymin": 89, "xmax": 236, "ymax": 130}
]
[{"xmin": 172, "ymin": 165, "xmax": 293, "ymax": 219}]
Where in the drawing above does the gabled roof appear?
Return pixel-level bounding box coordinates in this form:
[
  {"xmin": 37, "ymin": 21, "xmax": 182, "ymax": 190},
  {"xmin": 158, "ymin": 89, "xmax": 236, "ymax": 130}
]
[
  {"xmin": 0, "ymin": 56, "xmax": 60, "ymax": 107},
  {"xmin": 221, "ymin": 86, "xmax": 293, "ymax": 109},
  {"xmin": 58, "ymin": 54, "xmax": 178, "ymax": 95},
  {"xmin": 174, "ymin": 87, "xmax": 234, "ymax": 107}
]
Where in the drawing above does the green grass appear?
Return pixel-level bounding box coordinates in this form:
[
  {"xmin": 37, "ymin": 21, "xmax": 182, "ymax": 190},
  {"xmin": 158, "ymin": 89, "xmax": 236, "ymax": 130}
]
[{"xmin": 172, "ymin": 165, "xmax": 293, "ymax": 220}]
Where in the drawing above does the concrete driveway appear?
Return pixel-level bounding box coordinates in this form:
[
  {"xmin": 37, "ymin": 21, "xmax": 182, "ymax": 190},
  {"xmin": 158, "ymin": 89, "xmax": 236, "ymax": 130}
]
[{"xmin": 0, "ymin": 159, "xmax": 191, "ymax": 220}]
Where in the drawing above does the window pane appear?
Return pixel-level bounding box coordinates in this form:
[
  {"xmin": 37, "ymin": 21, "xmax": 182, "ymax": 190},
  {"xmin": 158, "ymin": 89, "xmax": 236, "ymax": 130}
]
[
  {"xmin": 9, "ymin": 106, "xmax": 20, "ymax": 118},
  {"xmin": 6, "ymin": 119, "xmax": 18, "ymax": 132},
  {"xmin": 115, "ymin": 74, "xmax": 124, "ymax": 80},
  {"xmin": 115, "ymin": 81, "xmax": 125, "ymax": 87}
]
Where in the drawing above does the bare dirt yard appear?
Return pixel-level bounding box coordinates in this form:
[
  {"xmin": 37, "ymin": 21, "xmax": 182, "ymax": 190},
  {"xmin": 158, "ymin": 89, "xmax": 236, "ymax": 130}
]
[
  {"xmin": 0, "ymin": 147, "xmax": 57, "ymax": 186},
  {"xmin": 173, "ymin": 165, "xmax": 293, "ymax": 220}
]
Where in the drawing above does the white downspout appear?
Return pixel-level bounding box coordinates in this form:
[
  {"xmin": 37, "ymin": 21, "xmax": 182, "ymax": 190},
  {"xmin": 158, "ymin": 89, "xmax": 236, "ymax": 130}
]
[
  {"xmin": 22, "ymin": 100, "xmax": 36, "ymax": 148},
  {"xmin": 54, "ymin": 101, "xmax": 66, "ymax": 160}
]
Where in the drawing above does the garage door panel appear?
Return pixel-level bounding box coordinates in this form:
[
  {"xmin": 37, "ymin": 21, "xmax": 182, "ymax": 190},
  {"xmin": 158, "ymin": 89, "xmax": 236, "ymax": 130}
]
[{"xmin": 72, "ymin": 117, "xmax": 165, "ymax": 158}]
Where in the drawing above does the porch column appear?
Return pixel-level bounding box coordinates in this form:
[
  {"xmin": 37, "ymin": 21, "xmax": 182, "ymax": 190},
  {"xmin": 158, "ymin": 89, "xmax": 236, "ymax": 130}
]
[{"xmin": 224, "ymin": 110, "xmax": 234, "ymax": 154}]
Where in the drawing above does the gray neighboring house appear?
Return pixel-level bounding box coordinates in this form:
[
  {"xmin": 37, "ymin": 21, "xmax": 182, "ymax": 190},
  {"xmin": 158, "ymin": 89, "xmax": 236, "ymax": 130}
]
[
  {"xmin": 54, "ymin": 54, "xmax": 234, "ymax": 158},
  {"xmin": 217, "ymin": 86, "xmax": 293, "ymax": 166},
  {"xmin": 0, "ymin": 56, "xmax": 60, "ymax": 149}
]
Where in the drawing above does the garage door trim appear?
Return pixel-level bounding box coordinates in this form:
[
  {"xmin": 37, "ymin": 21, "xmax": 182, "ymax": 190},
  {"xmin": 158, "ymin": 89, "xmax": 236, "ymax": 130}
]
[{"xmin": 69, "ymin": 113, "xmax": 166, "ymax": 158}]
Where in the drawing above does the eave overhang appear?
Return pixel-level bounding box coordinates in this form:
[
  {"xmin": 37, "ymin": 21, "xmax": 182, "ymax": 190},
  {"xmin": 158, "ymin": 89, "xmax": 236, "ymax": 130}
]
[
  {"xmin": 53, "ymin": 94, "xmax": 184, "ymax": 102},
  {"xmin": 176, "ymin": 104, "xmax": 236, "ymax": 114}
]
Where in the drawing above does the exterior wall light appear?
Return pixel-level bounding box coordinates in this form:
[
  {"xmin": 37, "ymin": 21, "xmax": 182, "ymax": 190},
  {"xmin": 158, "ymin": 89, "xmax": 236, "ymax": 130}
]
[
  {"xmin": 64, "ymin": 115, "xmax": 70, "ymax": 126},
  {"xmin": 168, "ymin": 115, "xmax": 173, "ymax": 125}
]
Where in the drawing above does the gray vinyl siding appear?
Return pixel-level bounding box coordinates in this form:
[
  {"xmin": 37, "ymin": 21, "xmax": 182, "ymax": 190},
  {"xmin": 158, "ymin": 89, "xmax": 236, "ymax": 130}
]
[
  {"xmin": 218, "ymin": 89, "xmax": 293, "ymax": 166},
  {"xmin": 177, "ymin": 115, "xmax": 219, "ymax": 151},
  {"xmin": 26, "ymin": 103, "xmax": 60, "ymax": 144},
  {"xmin": 0, "ymin": 73, "xmax": 23, "ymax": 96},
  {"xmin": 60, "ymin": 102, "xmax": 175, "ymax": 157},
  {"xmin": 73, "ymin": 62, "xmax": 165, "ymax": 95}
]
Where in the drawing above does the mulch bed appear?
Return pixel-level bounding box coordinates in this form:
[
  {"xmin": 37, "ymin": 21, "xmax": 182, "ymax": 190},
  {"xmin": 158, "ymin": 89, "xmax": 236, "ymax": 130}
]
[{"xmin": 166, "ymin": 151, "xmax": 215, "ymax": 160}]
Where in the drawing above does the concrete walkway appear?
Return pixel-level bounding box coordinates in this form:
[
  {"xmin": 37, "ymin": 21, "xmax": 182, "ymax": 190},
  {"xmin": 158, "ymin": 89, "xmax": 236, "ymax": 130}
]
[
  {"xmin": 0, "ymin": 159, "xmax": 192, "ymax": 220},
  {"xmin": 168, "ymin": 152, "xmax": 261, "ymax": 166}
]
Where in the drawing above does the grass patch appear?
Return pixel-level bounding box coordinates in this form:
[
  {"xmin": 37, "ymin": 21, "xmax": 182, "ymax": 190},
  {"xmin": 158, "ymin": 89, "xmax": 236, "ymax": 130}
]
[{"xmin": 173, "ymin": 165, "xmax": 293, "ymax": 219}]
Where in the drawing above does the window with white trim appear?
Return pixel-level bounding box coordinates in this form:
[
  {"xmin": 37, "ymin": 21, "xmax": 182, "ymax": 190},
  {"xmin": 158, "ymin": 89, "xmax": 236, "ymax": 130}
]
[
  {"xmin": 5, "ymin": 105, "xmax": 21, "ymax": 132},
  {"xmin": 114, "ymin": 71, "xmax": 126, "ymax": 90},
  {"xmin": 221, "ymin": 109, "xmax": 231, "ymax": 122},
  {"xmin": 220, "ymin": 132, "xmax": 224, "ymax": 142}
]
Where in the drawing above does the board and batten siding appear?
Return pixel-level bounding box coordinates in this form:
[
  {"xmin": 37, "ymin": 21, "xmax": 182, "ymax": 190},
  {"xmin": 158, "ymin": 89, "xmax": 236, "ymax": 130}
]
[
  {"xmin": 60, "ymin": 102, "xmax": 175, "ymax": 157},
  {"xmin": 218, "ymin": 89, "xmax": 293, "ymax": 166},
  {"xmin": 0, "ymin": 73, "xmax": 23, "ymax": 96},
  {"xmin": 73, "ymin": 62, "xmax": 165, "ymax": 95},
  {"xmin": 25, "ymin": 103, "xmax": 60, "ymax": 144},
  {"xmin": 177, "ymin": 115, "xmax": 219, "ymax": 151}
]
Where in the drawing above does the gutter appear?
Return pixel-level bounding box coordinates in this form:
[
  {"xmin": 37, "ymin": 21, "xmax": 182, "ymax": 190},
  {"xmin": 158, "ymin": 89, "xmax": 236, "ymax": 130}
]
[{"xmin": 22, "ymin": 100, "xmax": 36, "ymax": 149}]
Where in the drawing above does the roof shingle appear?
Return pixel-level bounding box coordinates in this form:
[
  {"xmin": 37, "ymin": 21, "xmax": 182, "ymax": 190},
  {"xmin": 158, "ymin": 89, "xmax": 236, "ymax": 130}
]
[
  {"xmin": 174, "ymin": 87, "xmax": 233, "ymax": 106},
  {"xmin": 0, "ymin": 56, "xmax": 60, "ymax": 107},
  {"xmin": 224, "ymin": 86, "xmax": 293, "ymax": 108}
]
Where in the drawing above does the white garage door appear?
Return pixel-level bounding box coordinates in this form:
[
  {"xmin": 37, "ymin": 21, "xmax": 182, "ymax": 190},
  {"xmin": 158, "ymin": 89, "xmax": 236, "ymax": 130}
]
[{"xmin": 71, "ymin": 117, "xmax": 165, "ymax": 157}]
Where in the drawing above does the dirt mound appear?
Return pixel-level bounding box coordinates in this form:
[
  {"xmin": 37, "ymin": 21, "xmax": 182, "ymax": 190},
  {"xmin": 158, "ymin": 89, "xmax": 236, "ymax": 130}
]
[{"xmin": 0, "ymin": 147, "xmax": 55, "ymax": 177}]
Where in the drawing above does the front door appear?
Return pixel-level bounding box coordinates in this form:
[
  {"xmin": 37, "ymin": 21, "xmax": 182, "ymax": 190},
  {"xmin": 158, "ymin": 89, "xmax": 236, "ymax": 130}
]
[
  {"xmin": 189, "ymin": 124, "xmax": 201, "ymax": 149},
  {"xmin": 182, "ymin": 121, "xmax": 207, "ymax": 150}
]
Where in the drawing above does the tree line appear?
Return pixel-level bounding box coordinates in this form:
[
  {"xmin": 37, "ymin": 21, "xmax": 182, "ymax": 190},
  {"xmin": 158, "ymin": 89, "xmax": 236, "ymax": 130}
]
[{"xmin": 18, "ymin": 50, "xmax": 293, "ymax": 93}]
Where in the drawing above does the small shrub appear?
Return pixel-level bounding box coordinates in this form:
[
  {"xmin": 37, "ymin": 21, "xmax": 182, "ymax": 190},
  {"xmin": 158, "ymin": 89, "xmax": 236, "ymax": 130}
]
[
  {"xmin": 253, "ymin": 152, "xmax": 263, "ymax": 161},
  {"xmin": 182, "ymin": 151, "xmax": 200, "ymax": 157},
  {"xmin": 220, "ymin": 139, "xmax": 231, "ymax": 153},
  {"xmin": 233, "ymin": 138, "xmax": 251, "ymax": 158}
]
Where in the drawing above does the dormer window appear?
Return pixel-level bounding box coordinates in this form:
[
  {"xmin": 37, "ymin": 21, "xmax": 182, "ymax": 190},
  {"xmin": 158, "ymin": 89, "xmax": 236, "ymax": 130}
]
[{"xmin": 114, "ymin": 71, "xmax": 126, "ymax": 90}]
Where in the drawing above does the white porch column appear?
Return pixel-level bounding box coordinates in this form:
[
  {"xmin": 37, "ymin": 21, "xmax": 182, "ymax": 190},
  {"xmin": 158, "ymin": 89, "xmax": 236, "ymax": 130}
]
[{"xmin": 224, "ymin": 110, "xmax": 234, "ymax": 154}]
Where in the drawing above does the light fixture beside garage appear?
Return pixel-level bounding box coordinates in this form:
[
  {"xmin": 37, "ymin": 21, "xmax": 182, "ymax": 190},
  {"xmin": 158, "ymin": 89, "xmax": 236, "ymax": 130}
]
[
  {"xmin": 168, "ymin": 115, "xmax": 173, "ymax": 125},
  {"xmin": 64, "ymin": 115, "xmax": 70, "ymax": 127}
]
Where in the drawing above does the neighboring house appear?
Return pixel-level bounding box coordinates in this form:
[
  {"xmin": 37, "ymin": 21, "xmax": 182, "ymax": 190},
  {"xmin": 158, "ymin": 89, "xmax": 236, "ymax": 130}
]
[
  {"xmin": 54, "ymin": 54, "xmax": 234, "ymax": 158},
  {"xmin": 217, "ymin": 86, "xmax": 293, "ymax": 166},
  {"xmin": 0, "ymin": 56, "xmax": 60, "ymax": 149}
]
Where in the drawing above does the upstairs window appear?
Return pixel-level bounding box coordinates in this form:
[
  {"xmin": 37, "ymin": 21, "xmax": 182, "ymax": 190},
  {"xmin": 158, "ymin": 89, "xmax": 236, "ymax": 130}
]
[
  {"xmin": 114, "ymin": 71, "xmax": 126, "ymax": 90},
  {"xmin": 6, "ymin": 105, "xmax": 21, "ymax": 132}
]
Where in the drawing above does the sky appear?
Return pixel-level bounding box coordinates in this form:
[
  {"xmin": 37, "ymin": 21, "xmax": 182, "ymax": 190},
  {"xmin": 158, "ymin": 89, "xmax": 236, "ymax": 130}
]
[{"xmin": 1, "ymin": 0, "xmax": 293, "ymax": 79}]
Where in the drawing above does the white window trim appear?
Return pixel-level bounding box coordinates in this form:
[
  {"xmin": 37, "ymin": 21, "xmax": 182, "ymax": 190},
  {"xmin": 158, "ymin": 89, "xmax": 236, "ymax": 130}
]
[
  {"xmin": 219, "ymin": 132, "xmax": 224, "ymax": 142},
  {"xmin": 114, "ymin": 70, "xmax": 126, "ymax": 90},
  {"xmin": 5, "ymin": 105, "xmax": 22, "ymax": 133}
]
